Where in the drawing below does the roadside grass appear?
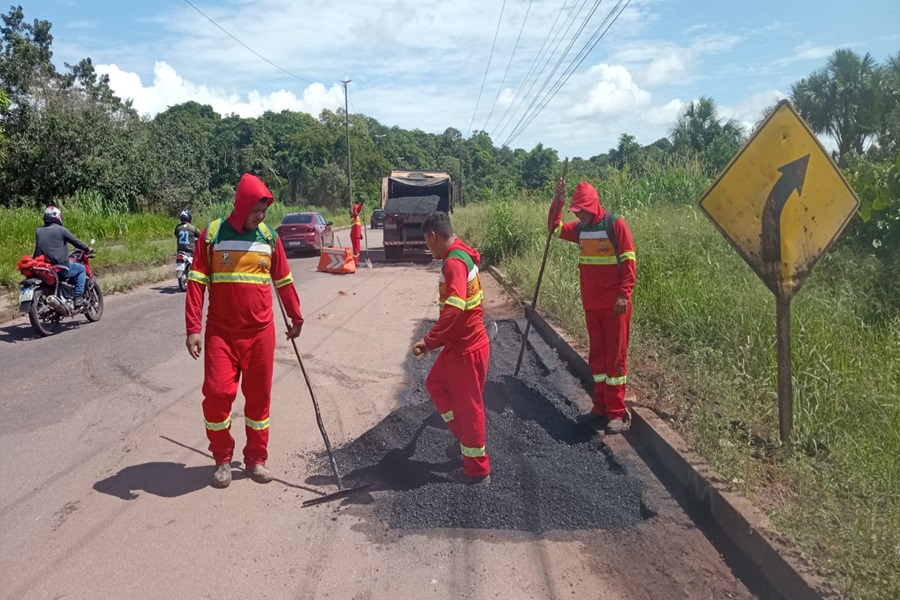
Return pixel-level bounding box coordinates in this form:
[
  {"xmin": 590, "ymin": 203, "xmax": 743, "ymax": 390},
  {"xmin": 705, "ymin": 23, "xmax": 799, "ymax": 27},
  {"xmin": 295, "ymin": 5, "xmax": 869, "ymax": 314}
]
[
  {"xmin": 454, "ymin": 167, "xmax": 900, "ymax": 600},
  {"xmin": 1, "ymin": 191, "xmax": 351, "ymax": 289}
]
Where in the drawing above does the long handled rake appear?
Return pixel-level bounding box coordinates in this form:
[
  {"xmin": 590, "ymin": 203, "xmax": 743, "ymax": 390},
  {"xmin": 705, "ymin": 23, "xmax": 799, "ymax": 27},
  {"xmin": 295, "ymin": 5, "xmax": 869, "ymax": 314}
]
[
  {"xmin": 272, "ymin": 285, "xmax": 371, "ymax": 507},
  {"xmin": 514, "ymin": 158, "xmax": 568, "ymax": 377}
]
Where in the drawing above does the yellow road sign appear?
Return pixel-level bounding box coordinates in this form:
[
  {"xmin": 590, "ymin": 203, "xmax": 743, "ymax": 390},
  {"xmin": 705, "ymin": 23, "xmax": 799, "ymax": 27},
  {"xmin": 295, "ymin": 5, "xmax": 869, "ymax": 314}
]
[{"xmin": 699, "ymin": 100, "xmax": 860, "ymax": 299}]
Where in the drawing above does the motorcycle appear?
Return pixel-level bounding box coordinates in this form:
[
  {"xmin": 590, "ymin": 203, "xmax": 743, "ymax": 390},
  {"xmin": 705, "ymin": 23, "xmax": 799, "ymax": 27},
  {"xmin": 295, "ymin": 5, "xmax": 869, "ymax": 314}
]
[
  {"xmin": 175, "ymin": 251, "xmax": 193, "ymax": 292},
  {"xmin": 18, "ymin": 240, "xmax": 104, "ymax": 337}
]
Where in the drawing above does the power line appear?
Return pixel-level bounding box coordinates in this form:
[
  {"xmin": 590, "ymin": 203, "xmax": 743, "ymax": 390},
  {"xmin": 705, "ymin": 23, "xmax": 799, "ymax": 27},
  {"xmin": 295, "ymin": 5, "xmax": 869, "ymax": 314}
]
[
  {"xmin": 493, "ymin": 0, "xmax": 585, "ymax": 141},
  {"xmin": 481, "ymin": 0, "xmax": 535, "ymax": 133},
  {"xmin": 505, "ymin": 0, "xmax": 632, "ymax": 147},
  {"xmin": 466, "ymin": 0, "xmax": 507, "ymax": 138},
  {"xmin": 182, "ymin": 0, "xmax": 315, "ymax": 84},
  {"xmin": 501, "ymin": 0, "xmax": 605, "ymax": 145}
]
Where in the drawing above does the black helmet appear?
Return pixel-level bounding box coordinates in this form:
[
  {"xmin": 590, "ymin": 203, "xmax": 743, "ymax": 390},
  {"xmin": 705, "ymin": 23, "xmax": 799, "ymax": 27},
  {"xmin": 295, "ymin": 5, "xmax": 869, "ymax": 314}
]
[{"xmin": 179, "ymin": 209, "xmax": 192, "ymax": 223}]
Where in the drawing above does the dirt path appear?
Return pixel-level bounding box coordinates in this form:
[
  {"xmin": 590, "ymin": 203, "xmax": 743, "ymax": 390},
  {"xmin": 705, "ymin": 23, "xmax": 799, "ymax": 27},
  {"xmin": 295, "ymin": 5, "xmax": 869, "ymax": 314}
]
[{"xmin": 0, "ymin": 229, "xmax": 758, "ymax": 599}]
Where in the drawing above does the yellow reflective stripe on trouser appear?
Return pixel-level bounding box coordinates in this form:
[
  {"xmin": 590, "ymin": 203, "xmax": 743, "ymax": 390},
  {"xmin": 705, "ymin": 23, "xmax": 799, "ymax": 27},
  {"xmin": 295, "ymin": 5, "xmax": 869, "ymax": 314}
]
[
  {"xmin": 443, "ymin": 296, "xmax": 466, "ymax": 310},
  {"xmin": 606, "ymin": 375, "xmax": 628, "ymax": 386},
  {"xmin": 620, "ymin": 251, "xmax": 636, "ymax": 262},
  {"xmin": 593, "ymin": 373, "xmax": 607, "ymax": 383},
  {"xmin": 579, "ymin": 256, "xmax": 620, "ymax": 265},
  {"xmin": 273, "ymin": 274, "xmax": 294, "ymax": 288},
  {"xmin": 441, "ymin": 410, "xmax": 454, "ymax": 423},
  {"xmin": 245, "ymin": 416, "xmax": 270, "ymax": 430},
  {"xmin": 554, "ymin": 223, "xmax": 562, "ymax": 237},
  {"xmin": 210, "ymin": 273, "xmax": 271, "ymax": 284},
  {"xmin": 205, "ymin": 415, "xmax": 232, "ymax": 431},
  {"xmin": 188, "ymin": 270, "xmax": 209, "ymax": 285},
  {"xmin": 461, "ymin": 444, "xmax": 486, "ymax": 458}
]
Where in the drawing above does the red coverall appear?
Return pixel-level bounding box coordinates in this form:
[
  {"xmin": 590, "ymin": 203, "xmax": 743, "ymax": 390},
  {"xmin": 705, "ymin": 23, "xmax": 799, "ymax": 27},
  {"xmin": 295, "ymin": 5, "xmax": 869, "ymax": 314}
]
[
  {"xmin": 550, "ymin": 182, "xmax": 636, "ymax": 420},
  {"xmin": 424, "ymin": 238, "xmax": 491, "ymax": 477},
  {"xmin": 186, "ymin": 174, "xmax": 304, "ymax": 467},
  {"xmin": 350, "ymin": 202, "xmax": 364, "ymax": 265}
]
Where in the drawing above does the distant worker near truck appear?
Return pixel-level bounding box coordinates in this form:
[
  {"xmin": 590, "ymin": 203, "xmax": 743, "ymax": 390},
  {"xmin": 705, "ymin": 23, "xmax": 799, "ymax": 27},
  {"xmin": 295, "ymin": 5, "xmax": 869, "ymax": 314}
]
[{"xmin": 350, "ymin": 195, "xmax": 364, "ymax": 266}]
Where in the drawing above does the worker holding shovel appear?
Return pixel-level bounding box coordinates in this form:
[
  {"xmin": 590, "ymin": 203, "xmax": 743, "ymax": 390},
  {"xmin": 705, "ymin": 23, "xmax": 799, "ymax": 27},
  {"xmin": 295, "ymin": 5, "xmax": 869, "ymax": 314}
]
[
  {"xmin": 549, "ymin": 179, "xmax": 636, "ymax": 434},
  {"xmin": 412, "ymin": 211, "xmax": 491, "ymax": 485}
]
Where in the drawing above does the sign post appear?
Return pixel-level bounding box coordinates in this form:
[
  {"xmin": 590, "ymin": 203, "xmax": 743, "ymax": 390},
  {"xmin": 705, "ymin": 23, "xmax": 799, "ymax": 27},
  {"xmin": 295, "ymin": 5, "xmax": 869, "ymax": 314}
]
[{"xmin": 698, "ymin": 100, "xmax": 860, "ymax": 442}]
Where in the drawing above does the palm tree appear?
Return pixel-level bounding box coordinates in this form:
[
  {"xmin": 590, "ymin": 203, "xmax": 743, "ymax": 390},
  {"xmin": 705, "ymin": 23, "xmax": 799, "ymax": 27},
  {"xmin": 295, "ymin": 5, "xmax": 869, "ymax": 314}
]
[
  {"xmin": 876, "ymin": 51, "xmax": 900, "ymax": 156},
  {"xmin": 790, "ymin": 49, "xmax": 882, "ymax": 164},
  {"xmin": 670, "ymin": 96, "xmax": 745, "ymax": 172}
]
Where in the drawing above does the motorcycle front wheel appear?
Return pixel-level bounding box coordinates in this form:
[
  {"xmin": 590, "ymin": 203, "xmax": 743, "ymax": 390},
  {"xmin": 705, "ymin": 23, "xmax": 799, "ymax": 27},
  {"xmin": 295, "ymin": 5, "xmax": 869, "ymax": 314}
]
[
  {"xmin": 28, "ymin": 289, "xmax": 62, "ymax": 337},
  {"xmin": 84, "ymin": 281, "xmax": 104, "ymax": 322},
  {"xmin": 178, "ymin": 275, "xmax": 186, "ymax": 292}
]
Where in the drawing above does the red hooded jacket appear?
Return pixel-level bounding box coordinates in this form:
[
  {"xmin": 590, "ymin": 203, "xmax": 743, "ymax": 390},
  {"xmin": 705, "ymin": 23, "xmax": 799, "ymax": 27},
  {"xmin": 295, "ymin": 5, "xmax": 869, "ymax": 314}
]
[
  {"xmin": 185, "ymin": 174, "xmax": 303, "ymax": 335},
  {"xmin": 424, "ymin": 238, "xmax": 489, "ymax": 353},
  {"xmin": 551, "ymin": 182, "xmax": 636, "ymax": 311}
]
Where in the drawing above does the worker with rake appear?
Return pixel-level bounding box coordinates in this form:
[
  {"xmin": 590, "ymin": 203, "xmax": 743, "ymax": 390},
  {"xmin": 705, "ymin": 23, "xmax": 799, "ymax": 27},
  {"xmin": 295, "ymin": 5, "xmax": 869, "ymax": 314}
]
[{"xmin": 185, "ymin": 173, "xmax": 304, "ymax": 488}]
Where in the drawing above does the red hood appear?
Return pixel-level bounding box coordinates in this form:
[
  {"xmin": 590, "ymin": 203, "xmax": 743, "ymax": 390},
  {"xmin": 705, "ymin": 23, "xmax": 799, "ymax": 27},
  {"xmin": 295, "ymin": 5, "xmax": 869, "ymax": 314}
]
[
  {"xmin": 568, "ymin": 182, "xmax": 605, "ymax": 224},
  {"xmin": 227, "ymin": 173, "xmax": 274, "ymax": 232},
  {"xmin": 445, "ymin": 238, "xmax": 481, "ymax": 266}
]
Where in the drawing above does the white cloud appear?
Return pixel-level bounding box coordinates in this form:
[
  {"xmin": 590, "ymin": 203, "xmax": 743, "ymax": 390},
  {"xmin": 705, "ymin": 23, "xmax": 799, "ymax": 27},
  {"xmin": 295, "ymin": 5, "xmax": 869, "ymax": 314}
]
[
  {"xmin": 569, "ymin": 64, "xmax": 652, "ymax": 119},
  {"xmin": 612, "ymin": 32, "xmax": 742, "ymax": 88},
  {"xmin": 720, "ymin": 89, "xmax": 785, "ymax": 133},
  {"xmin": 98, "ymin": 61, "xmax": 345, "ymax": 118},
  {"xmin": 644, "ymin": 51, "xmax": 692, "ymax": 86},
  {"xmin": 793, "ymin": 43, "xmax": 837, "ymax": 61},
  {"xmin": 645, "ymin": 99, "xmax": 686, "ymax": 127}
]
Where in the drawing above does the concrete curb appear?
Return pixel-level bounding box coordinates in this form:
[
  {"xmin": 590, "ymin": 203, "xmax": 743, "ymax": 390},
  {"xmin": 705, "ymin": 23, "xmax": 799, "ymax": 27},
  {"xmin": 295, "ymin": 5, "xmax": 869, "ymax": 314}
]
[{"xmin": 485, "ymin": 264, "xmax": 837, "ymax": 600}]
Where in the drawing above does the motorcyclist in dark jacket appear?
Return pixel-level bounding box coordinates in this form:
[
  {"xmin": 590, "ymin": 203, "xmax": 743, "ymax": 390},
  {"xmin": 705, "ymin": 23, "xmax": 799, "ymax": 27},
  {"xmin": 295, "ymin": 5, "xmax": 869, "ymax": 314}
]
[
  {"xmin": 175, "ymin": 209, "xmax": 200, "ymax": 254},
  {"xmin": 33, "ymin": 205, "xmax": 92, "ymax": 307}
]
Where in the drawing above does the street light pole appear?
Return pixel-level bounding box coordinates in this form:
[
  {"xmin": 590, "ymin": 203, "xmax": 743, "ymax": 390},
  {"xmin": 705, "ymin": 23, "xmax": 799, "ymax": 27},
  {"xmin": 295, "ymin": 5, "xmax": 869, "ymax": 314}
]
[{"xmin": 341, "ymin": 79, "xmax": 353, "ymax": 210}]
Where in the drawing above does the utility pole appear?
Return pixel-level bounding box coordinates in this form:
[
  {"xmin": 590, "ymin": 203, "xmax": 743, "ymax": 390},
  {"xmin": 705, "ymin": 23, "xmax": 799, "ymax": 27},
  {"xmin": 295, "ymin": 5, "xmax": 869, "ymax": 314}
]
[{"xmin": 341, "ymin": 79, "xmax": 353, "ymax": 210}]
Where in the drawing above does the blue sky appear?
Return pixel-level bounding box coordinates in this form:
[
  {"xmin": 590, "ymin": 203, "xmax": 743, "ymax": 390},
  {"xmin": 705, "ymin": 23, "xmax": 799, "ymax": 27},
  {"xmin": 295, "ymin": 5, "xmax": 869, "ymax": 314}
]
[{"xmin": 32, "ymin": 0, "xmax": 900, "ymax": 158}]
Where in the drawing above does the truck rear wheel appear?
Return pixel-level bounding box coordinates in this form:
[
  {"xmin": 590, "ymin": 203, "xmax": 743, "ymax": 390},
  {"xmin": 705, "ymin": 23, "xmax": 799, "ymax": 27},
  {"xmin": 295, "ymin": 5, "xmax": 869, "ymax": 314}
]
[{"xmin": 385, "ymin": 244, "xmax": 403, "ymax": 261}]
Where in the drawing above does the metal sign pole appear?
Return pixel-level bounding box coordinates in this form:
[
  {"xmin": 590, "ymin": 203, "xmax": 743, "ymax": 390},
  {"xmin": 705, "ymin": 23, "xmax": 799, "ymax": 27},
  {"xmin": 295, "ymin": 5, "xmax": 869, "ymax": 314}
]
[{"xmin": 775, "ymin": 296, "xmax": 794, "ymax": 442}]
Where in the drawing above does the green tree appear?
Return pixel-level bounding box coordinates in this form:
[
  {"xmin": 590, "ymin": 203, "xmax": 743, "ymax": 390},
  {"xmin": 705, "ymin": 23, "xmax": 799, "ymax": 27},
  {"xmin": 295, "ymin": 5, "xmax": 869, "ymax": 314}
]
[
  {"xmin": 670, "ymin": 97, "xmax": 744, "ymax": 173},
  {"xmin": 791, "ymin": 49, "xmax": 882, "ymax": 164},
  {"xmin": 520, "ymin": 143, "xmax": 558, "ymax": 190},
  {"xmin": 608, "ymin": 134, "xmax": 643, "ymax": 169}
]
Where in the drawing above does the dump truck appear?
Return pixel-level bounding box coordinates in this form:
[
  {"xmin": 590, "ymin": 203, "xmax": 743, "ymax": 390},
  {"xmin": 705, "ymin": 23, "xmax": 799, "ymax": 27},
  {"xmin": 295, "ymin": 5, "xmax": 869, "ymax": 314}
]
[{"xmin": 381, "ymin": 169, "xmax": 456, "ymax": 261}]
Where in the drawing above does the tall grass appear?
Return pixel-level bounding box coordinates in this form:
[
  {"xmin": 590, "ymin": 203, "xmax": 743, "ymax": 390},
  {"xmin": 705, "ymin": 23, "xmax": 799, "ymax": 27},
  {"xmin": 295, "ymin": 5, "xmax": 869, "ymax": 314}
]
[
  {"xmin": 1, "ymin": 191, "xmax": 351, "ymax": 288},
  {"xmin": 454, "ymin": 164, "xmax": 900, "ymax": 600}
]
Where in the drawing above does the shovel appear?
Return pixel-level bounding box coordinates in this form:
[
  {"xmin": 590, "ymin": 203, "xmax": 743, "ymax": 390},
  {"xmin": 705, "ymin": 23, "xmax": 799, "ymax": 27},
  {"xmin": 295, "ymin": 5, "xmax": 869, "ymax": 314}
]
[
  {"xmin": 272, "ymin": 283, "xmax": 371, "ymax": 507},
  {"xmin": 362, "ymin": 210, "xmax": 373, "ymax": 269}
]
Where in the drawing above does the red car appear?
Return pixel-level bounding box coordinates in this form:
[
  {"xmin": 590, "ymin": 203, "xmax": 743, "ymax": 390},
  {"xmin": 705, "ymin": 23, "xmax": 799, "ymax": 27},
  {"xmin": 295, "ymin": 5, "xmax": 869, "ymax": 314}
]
[{"xmin": 276, "ymin": 212, "xmax": 334, "ymax": 255}]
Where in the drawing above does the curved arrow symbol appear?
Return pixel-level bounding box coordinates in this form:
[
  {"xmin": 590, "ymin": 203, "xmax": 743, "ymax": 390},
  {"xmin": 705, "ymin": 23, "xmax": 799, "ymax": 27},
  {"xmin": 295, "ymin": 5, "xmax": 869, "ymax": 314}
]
[{"xmin": 760, "ymin": 154, "xmax": 810, "ymax": 266}]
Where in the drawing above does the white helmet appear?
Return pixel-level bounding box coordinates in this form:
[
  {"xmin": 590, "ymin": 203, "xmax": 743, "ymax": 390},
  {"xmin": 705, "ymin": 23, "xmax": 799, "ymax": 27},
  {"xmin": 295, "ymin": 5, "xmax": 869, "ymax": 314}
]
[{"xmin": 43, "ymin": 205, "xmax": 62, "ymax": 225}]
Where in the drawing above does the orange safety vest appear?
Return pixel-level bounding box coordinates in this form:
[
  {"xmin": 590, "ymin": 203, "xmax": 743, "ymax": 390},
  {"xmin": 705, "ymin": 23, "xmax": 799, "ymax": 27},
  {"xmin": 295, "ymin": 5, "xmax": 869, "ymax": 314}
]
[{"xmin": 438, "ymin": 249, "xmax": 484, "ymax": 312}]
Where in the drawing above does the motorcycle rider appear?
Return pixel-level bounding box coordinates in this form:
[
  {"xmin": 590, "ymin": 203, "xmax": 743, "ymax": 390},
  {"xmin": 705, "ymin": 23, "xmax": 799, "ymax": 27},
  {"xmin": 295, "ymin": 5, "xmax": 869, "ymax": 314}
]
[
  {"xmin": 175, "ymin": 209, "xmax": 200, "ymax": 255},
  {"xmin": 33, "ymin": 206, "xmax": 92, "ymax": 309}
]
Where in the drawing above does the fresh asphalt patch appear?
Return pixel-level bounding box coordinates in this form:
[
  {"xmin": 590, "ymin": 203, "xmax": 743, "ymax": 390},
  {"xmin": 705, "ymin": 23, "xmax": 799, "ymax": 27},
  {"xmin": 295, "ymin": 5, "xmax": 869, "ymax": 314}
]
[{"xmin": 308, "ymin": 319, "xmax": 648, "ymax": 534}]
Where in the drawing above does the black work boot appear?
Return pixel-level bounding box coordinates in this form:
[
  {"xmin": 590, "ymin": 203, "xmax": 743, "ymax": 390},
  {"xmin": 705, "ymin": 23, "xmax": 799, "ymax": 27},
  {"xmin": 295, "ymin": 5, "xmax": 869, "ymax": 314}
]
[
  {"xmin": 576, "ymin": 411, "xmax": 608, "ymax": 426},
  {"xmin": 445, "ymin": 440, "xmax": 462, "ymax": 461},
  {"xmin": 448, "ymin": 468, "xmax": 491, "ymax": 485}
]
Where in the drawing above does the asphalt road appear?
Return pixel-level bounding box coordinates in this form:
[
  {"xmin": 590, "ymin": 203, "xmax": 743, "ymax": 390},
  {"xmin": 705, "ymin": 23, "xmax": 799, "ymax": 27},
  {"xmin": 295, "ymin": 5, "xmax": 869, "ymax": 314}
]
[{"xmin": 0, "ymin": 228, "xmax": 758, "ymax": 600}]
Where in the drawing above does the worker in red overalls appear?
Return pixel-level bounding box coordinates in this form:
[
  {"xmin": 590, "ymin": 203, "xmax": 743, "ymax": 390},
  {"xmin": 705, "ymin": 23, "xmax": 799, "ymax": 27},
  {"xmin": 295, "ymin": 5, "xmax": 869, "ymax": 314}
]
[
  {"xmin": 350, "ymin": 195, "xmax": 364, "ymax": 266},
  {"xmin": 549, "ymin": 180, "xmax": 636, "ymax": 434},
  {"xmin": 413, "ymin": 211, "xmax": 491, "ymax": 484},
  {"xmin": 185, "ymin": 173, "xmax": 304, "ymax": 488}
]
